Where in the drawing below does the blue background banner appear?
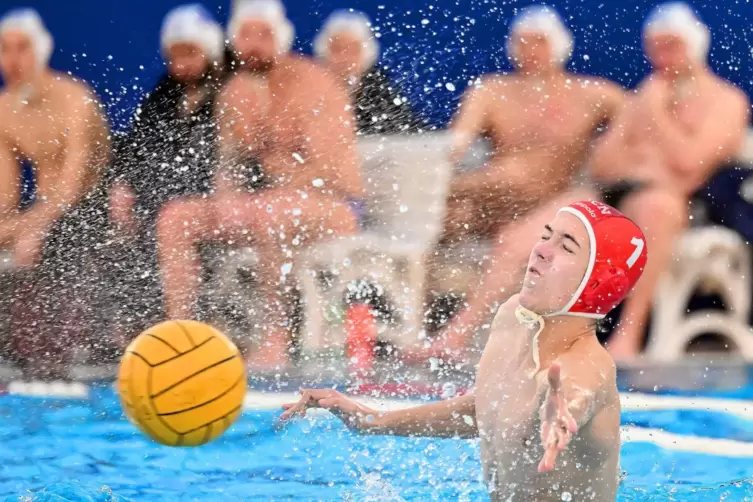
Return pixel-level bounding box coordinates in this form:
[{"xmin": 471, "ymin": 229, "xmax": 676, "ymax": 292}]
[{"xmin": 2, "ymin": 0, "xmax": 751, "ymax": 128}]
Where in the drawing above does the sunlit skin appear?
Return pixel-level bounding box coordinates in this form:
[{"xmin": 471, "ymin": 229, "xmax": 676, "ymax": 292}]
[
  {"xmin": 156, "ymin": 17, "xmax": 365, "ymax": 370},
  {"xmin": 590, "ymin": 31, "xmax": 750, "ymax": 360},
  {"xmin": 282, "ymin": 212, "xmax": 621, "ymax": 502},
  {"xmin": 0, "ymin": 30, "xmax": 110, "ymax": 267},
  {"xmin": 412, "ymin": 25, "xmax": 624, "ymax": 361}
]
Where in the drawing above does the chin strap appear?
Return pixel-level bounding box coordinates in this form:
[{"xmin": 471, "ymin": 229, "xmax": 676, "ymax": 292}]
[{"xmin": 515, "ymin": 305, "xmax": 546, "ymax": 379}]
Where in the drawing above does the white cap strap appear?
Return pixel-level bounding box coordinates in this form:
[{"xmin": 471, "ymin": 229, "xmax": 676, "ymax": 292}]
[{"xmin": 515, "ymin": 305, "xmax": 545, "ymax": 378}]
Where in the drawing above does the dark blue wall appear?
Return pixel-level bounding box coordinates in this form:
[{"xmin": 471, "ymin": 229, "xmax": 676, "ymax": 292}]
[{"xmin": 3, "ymin": 0, "xmax": 752, "ymax": 129}]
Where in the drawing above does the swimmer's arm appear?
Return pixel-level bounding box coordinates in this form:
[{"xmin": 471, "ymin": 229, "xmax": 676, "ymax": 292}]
[
  {"xmin": 300, "ymin": 84, "xmax": 364, "ymax": 199},
  {"xmin": 553, "ymin": 351, "xmax": 615, "ymax": 430},
  {"xmin": 651, "ymin": 90, "xmax": 750, "ymax": 176},
  {"xmin": 449, "ymin": 79, "xmax": 492, "ymax": 164},
  {"xmin": 367, "ymin": 393, "xmax": 478, "ymax": 438},
  {"xmin": 213, "ymin": 93, "xmax": 243, "ymax": 195}
]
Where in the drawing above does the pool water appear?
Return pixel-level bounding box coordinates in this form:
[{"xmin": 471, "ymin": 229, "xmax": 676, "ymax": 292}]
[{"xmin": 2, "ymin": 385, "xmax": 753, "ymax": 502}]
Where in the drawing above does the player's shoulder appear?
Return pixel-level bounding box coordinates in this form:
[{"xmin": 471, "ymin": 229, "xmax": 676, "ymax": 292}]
[
  {"xmin": 562, "ymin": 336, "xmax": 616, "ymax": 383},
  {"xmin": 50, "ymin": 71, "xmax": 96, "ymax": 97},
  {"xmin": 714, "ymin": 76, "xmax": 749, "ymax": 110},
  {"xmin": 489, "ymin": 295, "xmax": 521, "ymax": 331}
]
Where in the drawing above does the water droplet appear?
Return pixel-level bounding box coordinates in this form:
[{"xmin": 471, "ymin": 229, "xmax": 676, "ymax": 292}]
[
  {"xmin": 399, "ymin": 204, "xmax": 408, "ymax": 213},
  {"xmin": 561, "ymin": 492, "xmax": 572, "ymax": 501},
  {"xmin": 445, "ymin": 82, "xmax": 456, "ymax": 91},
  {"xmin": 312, "ymin": 178, "xmax": 324, "ymax": 188}
]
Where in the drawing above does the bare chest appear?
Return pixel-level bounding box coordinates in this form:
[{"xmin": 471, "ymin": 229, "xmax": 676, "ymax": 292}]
[
  {"xmin": 486, "ymin": 87, "xmax": 600, "ymax": 147},
  {"xmin": 3, "ymin": 104, "xmax": 69, "ymax": 164}
]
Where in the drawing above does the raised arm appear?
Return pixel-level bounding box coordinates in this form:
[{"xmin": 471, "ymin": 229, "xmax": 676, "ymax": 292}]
[
  {"xmin": 537, "ymin": 351, "xmax": 616, "ymax": 472},
  {"xmin": 449, "ymin": 78, "xmax": 493, "ymax": 164},
  {"xmin": 280, "ymin": 388, "xmax": 478, "ymax": 439},
  {"xmin": 298, "ymin": 71, "xmax": 364, "ymax": 199}
]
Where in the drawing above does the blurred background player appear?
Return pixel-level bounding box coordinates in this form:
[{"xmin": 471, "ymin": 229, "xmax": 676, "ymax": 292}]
[
  {"xmin": 156, "ymin": 0, "xmax": 364, "ymax": 370},
  {"xmin": 410, "ymin": 6, "xmax": 623, "ymax": 361},
  {"xmin": 0, "ymin": 8, "xmax": 111, "ymax": 374},
  {"xmin": 589, "ymin": 2, "xmax": 750, "ymax": 359},
  {"xmin": 313, "ymin": 9, "xmax": 416, "ymax": 135},
  {"xmin": 108, "ymin": 4, "xmax": 226, "ymax": 338},
  {"xmin": 283, "ymin": 201, "xmax": 648, "ymax": 502}
]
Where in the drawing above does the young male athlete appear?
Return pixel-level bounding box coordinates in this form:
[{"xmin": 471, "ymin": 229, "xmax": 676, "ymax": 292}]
[{"xmin": 281, "ymin": 200, "xmax": 647, "ymax": 501}]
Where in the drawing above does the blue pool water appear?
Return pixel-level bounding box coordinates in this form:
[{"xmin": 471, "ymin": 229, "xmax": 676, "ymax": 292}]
[{"xmin": 2, "ymin": 385, "xmax": 753, "ymax": 502}]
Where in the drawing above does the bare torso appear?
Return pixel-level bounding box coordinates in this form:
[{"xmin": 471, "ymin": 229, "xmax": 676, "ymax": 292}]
[
  {"xmin": 471, "ymin": 74, "xmax": 622, "ymax": 198},
  {"xmin": 0, "ymin": 72, "xmax": 109, "ymax": 208},
  {"xmin": 218, "ymin": 56, "xmax": 361, "ymax": 197},
  {"xmin": 475, "ymin": 299, "xmax": 621, "ymax": 501},
  {"xmin": 591, "ymin": 72, "xmax": 748, "ymax": 196}
]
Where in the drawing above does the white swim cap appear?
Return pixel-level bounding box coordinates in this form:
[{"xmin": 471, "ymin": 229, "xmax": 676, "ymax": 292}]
[
  {"xmin": 160, "ymin": 4, "xmax": 225, "ymax": 64},
  {"xmin": 506, "ymin": 5, "xmax": 573, "ymax": 66},
  {"xmin": 643, "ymin": 2, "xmax": 710, "ymax": 63},
  {"xmin": 0, "ymin": 8, "xmax": 53, "ymax": 71},
  {"xmin": 313, "ymin": 10, "xmax": 379, "ymax": 72},
  {"xmin": 228, "ymin": 0, "xmax": 295, "ymax": 55}
]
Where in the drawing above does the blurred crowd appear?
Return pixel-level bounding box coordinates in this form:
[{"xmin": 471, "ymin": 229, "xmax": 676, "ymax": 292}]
[{"xmin": 0, "ymin": 0, "xmax": 749, "ymax": 377}]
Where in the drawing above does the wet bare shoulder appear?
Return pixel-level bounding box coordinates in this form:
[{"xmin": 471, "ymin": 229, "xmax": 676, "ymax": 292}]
[
  {"xmin": 715, "ymin": 76, "xmax": 750, "ymax": 115},
  {"xmin": 284, "ymin": 55, "xmax": 335, "ymax": 86},
  {"xmin": 488, "ymin": 295, "xmax": 521, "ymax": 336},
  {"xmin": 48, "ymin": 73, "xmax": 103, "ymax": 117},
  {"xmin": 562, "ymin": 336, "xmax": 616, "ymax": 390},
  {"xmin": 477, "ymin": 73, "xmax": 516, "ymax": 93}
]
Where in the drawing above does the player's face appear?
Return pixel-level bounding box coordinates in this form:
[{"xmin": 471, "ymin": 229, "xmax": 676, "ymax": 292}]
[
  {"xmin": 233, "ymin": 19, "xmax": 278, "ymax": 69},
  {"xmin": 511, "ymin": 31, "xmax": 555, "ymax": 72},
  {"xmin": 327, "ymin": 32, "xmax": 365, "ymax": 77},
  {"xmin": 167, "ymin": 42, "xmax": 209, "ymax": 83},
  {"xmin": 0, "ymin": 31, "xmax": 38, "ymax": 85},
  {"xmin": 645, "ymin": 33, "xmax": 692, "ymax": 74},
  {"xmin": 520, "ymin": 212, "xmax": 590, "ymax": 314}
]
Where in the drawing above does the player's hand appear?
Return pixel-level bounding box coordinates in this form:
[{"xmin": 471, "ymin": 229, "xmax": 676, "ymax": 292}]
[
  {"xmin": 279, "ymin": 388, "xmax": 380, "ymax": 431},
  {"xmin": 538, "ymin": 363, "xmax": 578, "ymax": 473}
]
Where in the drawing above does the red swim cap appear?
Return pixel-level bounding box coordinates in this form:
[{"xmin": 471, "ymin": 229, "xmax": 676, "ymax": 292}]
[{"xmin": 550, "ymin": 200, "xmax": 648, "ymax": 318}]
